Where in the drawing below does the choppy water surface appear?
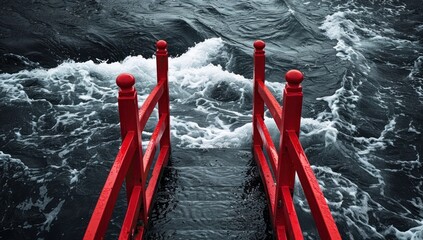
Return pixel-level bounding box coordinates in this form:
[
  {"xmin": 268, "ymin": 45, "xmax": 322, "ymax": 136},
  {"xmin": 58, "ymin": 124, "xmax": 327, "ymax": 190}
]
[{"xmin": 1, "ymin": 0, "xmax": 422, "ymax": 239}]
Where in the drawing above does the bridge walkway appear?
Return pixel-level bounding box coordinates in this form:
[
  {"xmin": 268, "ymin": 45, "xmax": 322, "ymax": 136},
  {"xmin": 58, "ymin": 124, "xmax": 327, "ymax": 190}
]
[{"xmin": 145, "ymin": 148, "xmax": 272, "ymax": 239}]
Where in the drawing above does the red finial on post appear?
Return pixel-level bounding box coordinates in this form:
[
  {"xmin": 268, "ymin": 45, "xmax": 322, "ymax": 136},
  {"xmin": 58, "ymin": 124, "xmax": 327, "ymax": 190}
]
[
  {"xmin": 285, "ymin": 69, "xmax": 304, "ymax": 93},
  {"xmin": 156, "ymin": 40, "xmax": 167, "ymax": 51},
  {"xmin": 116, "ymin": 73, "xmax": 135, "ymax": 93},
  {"xmin": 254, "ymin": 40, "xmax": 266, "ymax": 52},
  {"xmin": 285, "ymin": 69, "xmax": 303, "ymax": 88},
  {"xmin": 156, "ymin": 40, "xmax": 168, "ymax": 70}
]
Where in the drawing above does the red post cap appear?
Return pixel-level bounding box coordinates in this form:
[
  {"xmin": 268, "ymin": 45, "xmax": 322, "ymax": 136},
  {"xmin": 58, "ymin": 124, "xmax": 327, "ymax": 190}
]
[
  {"xmin": 156, "ymin": 40, "xmax": 167, "ymax": 50},
  {"xmin": 116, "ymin": 73, "xmax": 135, "ymax": 90},
  {"xmin": 285, "ymin": 69, "xmax": 303, "ymax": 85},
  {"xmin": 254, "ymin": 40, "xmax": 265, "ymax": 50}
]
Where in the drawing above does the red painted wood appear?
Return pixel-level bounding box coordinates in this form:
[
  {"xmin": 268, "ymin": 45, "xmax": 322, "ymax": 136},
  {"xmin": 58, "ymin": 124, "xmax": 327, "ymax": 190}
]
[
  {"xmin": 116, "ymin": 73, "xmax": 148, "ymax": 228},
  {"xmin": 280, "ymin": 186, "xmax": 303, "ymax": 239},
  {"xmin": 251, "ymin": 41, "xmax": 341, "ymax": 239},
  {"xmin": 88, "ymin": 40, "xmax": 342, "ymax": 240},
  {"xmin": 84, "ymin": 132, "xmax": 136, "ymax": 239},
  {"xmin": 253, "ymin": 40, "xmax": 265, "ymax": 147},
  {"xmin": 142, "ymin": 113, "xmax": 168, "ymax": 178},
  {"xmin": 134, "ymin": 228, "xmax": 144, "ymax": 240},
  {"xmin": 256, "ymin": 116, "xmax": 279, "ymax": 174},
  {"xmin": 274, "ymin": 70, "xmax": 304, "ymax": 228},
  {"xmin": 276, "ymin": 225, "xmax": 288, "ymax": 240},
  {"xmin": 156, "ymin": 40, "xmax": 171, "ymax": 148},
  {"xmin": 287, "ymin": 131, "xmax": 341, "ymax": 240},
  {"xmin": 145, "ymin": 146, "xmax": 170, "ymax": 215},
  {"xmin": 257, "ymin": 80, "xmax": 283, "ymax": 127},
  {"xmin": 253, "ymin": 145, "xmax": 276, "ymax": 217},
  {"xmin": 85, "ymin": 40, "xmax": 171, "ymax": 239},
  {"xmin": 119, "ymin": 185, "xmax": 143, "ymax": 240},
  {"xmin": 138, "ymin": 82, "xmax": 164, "ymax": 132}
]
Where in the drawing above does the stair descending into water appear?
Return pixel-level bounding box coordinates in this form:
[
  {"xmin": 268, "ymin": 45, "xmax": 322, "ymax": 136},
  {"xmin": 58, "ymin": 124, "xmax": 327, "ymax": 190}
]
[{"xmin": 144, "ymin": 148, "xmax": 272, "ymax": 240}]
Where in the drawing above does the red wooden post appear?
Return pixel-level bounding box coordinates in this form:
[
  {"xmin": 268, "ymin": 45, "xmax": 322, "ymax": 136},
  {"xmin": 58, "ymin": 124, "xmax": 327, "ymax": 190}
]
[
  {"xmin": 275, "ymin": 70, "xmax": 304, "ymax": 226},
  {"xmin": 116, "ymin": 73, "xmax": 148, "ymax": 225},
  {"xmin": 156, "ymin": 40, "xmax": 171, "ymax": 149},
  {"xmin": 253, "ymin": 40, "xmax": 266, "ymax": 148}
]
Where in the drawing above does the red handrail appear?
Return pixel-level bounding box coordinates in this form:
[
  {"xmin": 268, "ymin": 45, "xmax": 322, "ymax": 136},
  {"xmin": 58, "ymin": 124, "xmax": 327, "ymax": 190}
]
[
  {"xmin": 84, "ymin": 40, "xmax": 171, "ymax": 240},
  {"xmin": 252, "ymin": 40, "xmax": 341, "ymax": 240}
]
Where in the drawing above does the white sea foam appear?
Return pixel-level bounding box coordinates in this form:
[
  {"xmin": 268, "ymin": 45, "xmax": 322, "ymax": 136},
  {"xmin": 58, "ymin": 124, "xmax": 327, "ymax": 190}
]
[
  {"xmin": 15, "ymin": 184, "xmax": 65, "ymax": 232},
  {"xmin": 295, "ymin": 165, "xmax": 388, "ymax": 239},
  {"xmin": 316, "ymin": 8, "xmax": 370, "ymax": 148},
  {"xmin": 317, "ymin": 6, "xmax": 370, "ymax": 139},
  {"xmin": 41, "ymin": 199, "xmax": 65, "ymax": 232},
  {"xmin": 354, "ymin": 117, "xmax": 396, "ymax": 155},
  {"xmin": 408, "ymin": 121, "xmax": 421, "ymax": 134},
  {"xmin": 313, "ymin": 3, "xmax": 423, "ymax": 237},
  {"xmin": 349, "ymin": 116, "xmax": 398, "ymax": 194},
  {"xmin": 385, "ymin": 220, "xmax": 423, "ymax": 240},
  {"xmin": 408, "ymin": 56, "xmax": 423, "ymax": 102},
  {"xmin": 300, "ymin": 117, "xmax": 339, "ymax": 146},
  {"xmin": 0, "ymin": 37, "xmax": 327, "ymax": 152},
  {"xmin": 308, "ymin": 163, "xmax": 423, "ymax": 239},
  {"xmin": 315, "ymin": 2, "xmax": 414, "ymax": 195},
  {"xmin": 0, "ymin": 151, "xmax": 29, "ymax": 170},
  {"xmin": 171, "ymin": 38, "xmax": 224, "ymax": 70},
  {"xmin": 319, "ymin": 8, "xmax": 372, "ymax": 66},
  {"xmin": 316, "ymin": 0, "xmax": 414, "ymax": 144},
  {"xmin": 69, "ymin": 168, "xmax": 85, "ymax": 184},
  {"xmin": 172, "ymin": 116, "xmax": 252, "ymax": 148}
]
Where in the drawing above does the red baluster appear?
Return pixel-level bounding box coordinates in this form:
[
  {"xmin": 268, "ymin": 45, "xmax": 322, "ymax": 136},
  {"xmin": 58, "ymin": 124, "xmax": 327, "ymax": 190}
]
[
  {"xmin": 156, "ymin": 40, "xmax": 171, "ymax": 148},
  {"xmin": 253, "ymin": 40, "xmax": 266, "ymax": 148},
  {"xmin": 116, "ymin": 73, "xmax": 148, "ymax": 225}
]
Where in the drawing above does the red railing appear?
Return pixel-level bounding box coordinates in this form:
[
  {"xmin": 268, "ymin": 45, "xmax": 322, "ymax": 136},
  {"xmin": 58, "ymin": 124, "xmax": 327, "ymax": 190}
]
[
  {"xmin": 84, "ymin": 40, "xmax": 171, "ymax": 240},
  {"xmin": 252, "ymin": 40, "xmax": 341, "ymax": 240}
]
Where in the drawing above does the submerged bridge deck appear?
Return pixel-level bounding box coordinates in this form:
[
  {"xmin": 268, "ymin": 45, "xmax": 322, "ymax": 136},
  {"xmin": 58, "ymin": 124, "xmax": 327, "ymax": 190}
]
[{"xmin": 145, "ymin": 148, "xmax": 271, "ymax": 239}]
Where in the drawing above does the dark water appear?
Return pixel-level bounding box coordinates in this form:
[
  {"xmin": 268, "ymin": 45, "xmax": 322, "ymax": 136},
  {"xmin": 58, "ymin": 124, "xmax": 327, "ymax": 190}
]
[
  {"xmin": 145, "ymin": 149, "xmax": 272, "ymax": 239},
  {"xmin": 1, "ymin": 0, "xmax": 422, "ymax": 239}
]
